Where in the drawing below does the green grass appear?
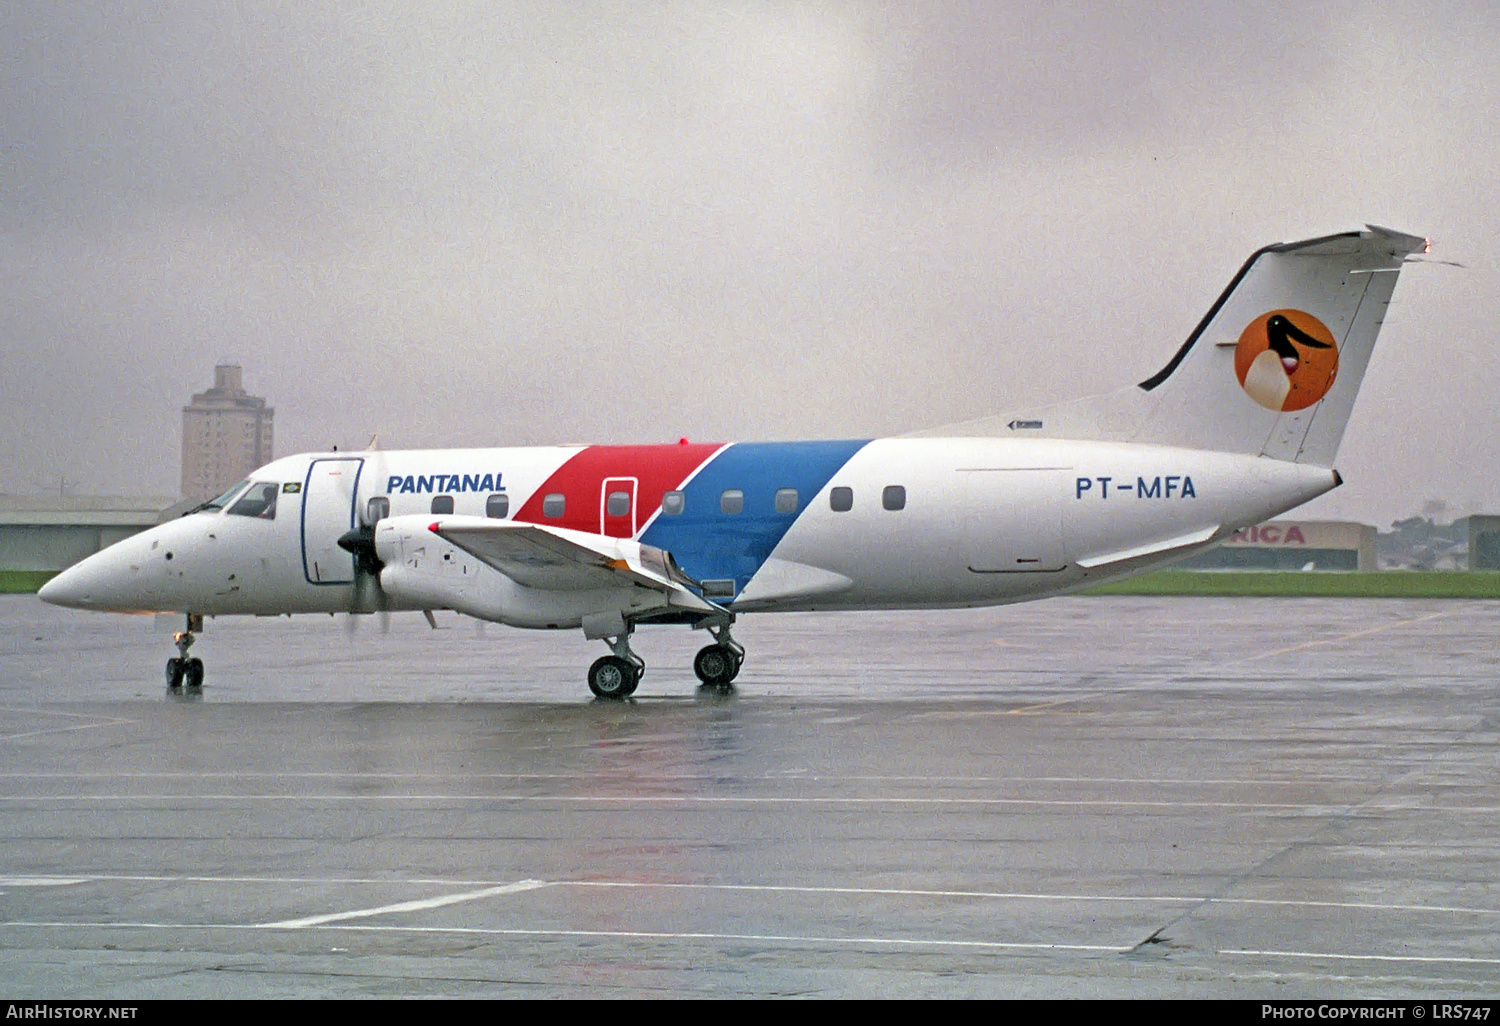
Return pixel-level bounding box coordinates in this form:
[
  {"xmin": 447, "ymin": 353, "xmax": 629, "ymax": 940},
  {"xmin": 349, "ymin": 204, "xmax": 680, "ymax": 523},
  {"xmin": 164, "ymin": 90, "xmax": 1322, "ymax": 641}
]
[
  {"xmin": 0, "ymin": 570, "xmax": 58, "ymax": 594},
  {"xmin": 1082, "ymin": 570, "xmax": 1500, "ymax": 599}
]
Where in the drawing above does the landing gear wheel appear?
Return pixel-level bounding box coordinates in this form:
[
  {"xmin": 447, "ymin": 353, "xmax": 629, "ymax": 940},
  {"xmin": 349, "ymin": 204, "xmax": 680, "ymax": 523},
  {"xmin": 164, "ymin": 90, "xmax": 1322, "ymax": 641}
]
[
  {"xmin": 693, "ymin": 644, "xmax": 741, "ymax": 687},
  {"xmin": 588, "ymin": 655, "xmax": 639, "ymax": 699},
  {"xmin": 167, "ymin": 617, "xmax": 202, "ymax": 690}
]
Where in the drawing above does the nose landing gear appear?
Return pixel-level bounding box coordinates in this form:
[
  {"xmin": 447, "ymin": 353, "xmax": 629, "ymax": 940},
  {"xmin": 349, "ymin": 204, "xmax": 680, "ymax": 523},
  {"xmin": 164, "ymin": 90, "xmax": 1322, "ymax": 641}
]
[{"xmin": 166, "ymin": 613, "xmax": 204, "ymax": 689}]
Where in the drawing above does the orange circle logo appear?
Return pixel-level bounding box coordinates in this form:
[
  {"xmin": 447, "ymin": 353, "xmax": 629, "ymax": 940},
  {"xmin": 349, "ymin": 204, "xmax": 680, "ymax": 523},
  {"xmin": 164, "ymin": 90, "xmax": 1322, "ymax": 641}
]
[{"xmin": 1234, "ymin": 309, "xmax": 1338, "ymax": 412}]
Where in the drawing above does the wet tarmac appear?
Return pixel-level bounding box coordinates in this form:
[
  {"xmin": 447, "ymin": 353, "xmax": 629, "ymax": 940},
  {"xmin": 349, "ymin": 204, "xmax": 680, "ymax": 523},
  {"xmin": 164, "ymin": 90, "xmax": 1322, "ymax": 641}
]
[{"xmin": 2, "ymin": 594, "xmax": 1498, "ymax": 997}]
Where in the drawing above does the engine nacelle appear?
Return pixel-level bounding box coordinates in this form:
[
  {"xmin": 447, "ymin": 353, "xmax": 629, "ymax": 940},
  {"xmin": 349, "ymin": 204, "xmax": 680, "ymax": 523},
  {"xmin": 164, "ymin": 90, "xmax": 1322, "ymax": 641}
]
[
  {"xmin": 372, "ymin": 515, "xmax": 674, "ymax": 629},
  {"xmin": 375, "ymin": 516, "xmax": 497, "ymax": 617}
]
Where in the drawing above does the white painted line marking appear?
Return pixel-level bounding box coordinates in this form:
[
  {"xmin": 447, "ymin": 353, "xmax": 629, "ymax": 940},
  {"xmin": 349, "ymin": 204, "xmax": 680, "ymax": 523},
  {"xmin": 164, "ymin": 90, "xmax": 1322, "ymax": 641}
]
[
  {"xmin": 0, "ymin": 920, "xmax": 1127, "ymax": 953},
  {"xmin": 13, "ymin": 917, "xmax": 1500, "ymax": 964},
  {"xmin": 0, "ymin": 770, "xmax": 1384, "ymax": 787},
  {"xmin": 0, "ymin": 705, "xmax": 138, "ymax": 742},
  {"xmin": 0, "ymin": 794, "xmax": 1407, "ymax": 811},
  {"xmin": 262, "ymin": 879, "xmax": 548, "ymax": 928},
  {"xmin": 1222, "ymin": 948, "xmax": 1500, "ymax": 967},
  {"xmin": 0, "ymin": 877, "xmax": 86, "ymax": 887},
  {"xmin": 13, "ymin": 872, "xmax": 1500, "ymax": 919},
  {"xmin": 567, "ymin": 881, "xmax": 1500, "ymax": 918}
]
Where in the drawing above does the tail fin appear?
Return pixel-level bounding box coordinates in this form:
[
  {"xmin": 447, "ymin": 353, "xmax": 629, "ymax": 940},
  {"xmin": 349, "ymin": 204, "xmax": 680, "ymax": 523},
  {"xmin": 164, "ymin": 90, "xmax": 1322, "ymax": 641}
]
[{"xmin": 920, "ymin": 225, "xmax": 1427, "ymax": 465}]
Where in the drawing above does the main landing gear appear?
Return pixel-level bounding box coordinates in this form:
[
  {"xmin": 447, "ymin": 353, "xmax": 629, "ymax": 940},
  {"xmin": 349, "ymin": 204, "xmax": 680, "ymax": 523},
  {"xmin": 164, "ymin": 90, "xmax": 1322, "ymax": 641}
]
[
  {"xmin": 166, "ymin": 613, "xmax": 205, "ymax": 689},
  {"xmin": 584, "ymin": 621, "xmax": 746, "ymax": 699},
  {"xmin": 693, "ymin": 622, "xmax": 743, "ymax": 690},
  {"xmin": 588, "ymin": 630, "xmax": 646, "ymax": 699}
]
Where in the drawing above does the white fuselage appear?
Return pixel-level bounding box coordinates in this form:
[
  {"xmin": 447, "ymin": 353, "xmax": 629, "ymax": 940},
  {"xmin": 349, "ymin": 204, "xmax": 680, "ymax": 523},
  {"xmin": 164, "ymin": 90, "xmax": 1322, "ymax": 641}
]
[{"xmin": 40, "ymin": 437, "xmax": 1338, "ymax": 629}]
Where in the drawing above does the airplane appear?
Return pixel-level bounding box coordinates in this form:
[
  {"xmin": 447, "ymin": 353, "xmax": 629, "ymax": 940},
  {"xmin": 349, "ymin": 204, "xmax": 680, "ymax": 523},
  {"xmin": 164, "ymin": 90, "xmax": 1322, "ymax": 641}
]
[{"xmin": 39, "ymin": 225, "xmax": 1428, "ymax": 698}]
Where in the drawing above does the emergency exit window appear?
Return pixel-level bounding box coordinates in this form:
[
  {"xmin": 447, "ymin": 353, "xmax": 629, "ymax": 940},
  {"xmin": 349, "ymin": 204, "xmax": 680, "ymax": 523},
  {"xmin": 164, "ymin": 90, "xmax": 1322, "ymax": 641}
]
[{"xmin": 607, "ymin": 491, "xmax": 631, "ymax": 516}]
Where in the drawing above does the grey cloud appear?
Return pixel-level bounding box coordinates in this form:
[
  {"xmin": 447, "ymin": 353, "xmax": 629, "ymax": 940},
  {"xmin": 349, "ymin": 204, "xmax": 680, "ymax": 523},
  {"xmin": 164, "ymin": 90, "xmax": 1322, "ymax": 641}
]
[
  {"xmin": 867, "ymin": 2, "xmax": 1332, "ymax": 166},
  {"xmin": 0, "ymin": 3, "xmax": 1496, "ymax": 526}
]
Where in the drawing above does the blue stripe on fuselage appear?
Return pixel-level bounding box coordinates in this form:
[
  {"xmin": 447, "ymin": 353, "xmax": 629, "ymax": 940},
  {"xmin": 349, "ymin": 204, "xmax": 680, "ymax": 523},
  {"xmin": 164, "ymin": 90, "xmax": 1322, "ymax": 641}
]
[{"xmin": 639, "ymin": 439, "xmax": 870, "ymax": 600}]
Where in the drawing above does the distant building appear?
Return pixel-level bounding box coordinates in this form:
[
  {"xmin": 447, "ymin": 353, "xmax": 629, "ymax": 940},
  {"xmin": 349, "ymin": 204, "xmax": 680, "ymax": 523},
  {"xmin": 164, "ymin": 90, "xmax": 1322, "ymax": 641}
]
[
  {"xmin": 1177, "ymin": 520, "xmax": 1377, "ymax": 572},
  {"xmin": 1379, "ymin": 516, "xmax": 1469, "ymax": 570},
  {"xmin": 0, "ymin": 495, "xmax": 176, "ymax": 573},
  {"xmin": 181, "ymin": 365, "xmax": 274, "ymax": 502},
  {"xmin": 1468, "ymin": 516, "xmax": 1500, "ymax": 571}
]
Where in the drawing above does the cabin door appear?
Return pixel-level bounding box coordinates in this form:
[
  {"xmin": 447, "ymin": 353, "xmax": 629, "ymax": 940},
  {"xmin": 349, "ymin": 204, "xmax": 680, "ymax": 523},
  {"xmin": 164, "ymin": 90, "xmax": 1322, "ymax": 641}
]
[
  {"xmin": 601, "ymin": 477, "xmax": 639, "ymax": 538},
  {"xmin": 301, "ymin": 457, "xmax": 365, "ymax": 584}
]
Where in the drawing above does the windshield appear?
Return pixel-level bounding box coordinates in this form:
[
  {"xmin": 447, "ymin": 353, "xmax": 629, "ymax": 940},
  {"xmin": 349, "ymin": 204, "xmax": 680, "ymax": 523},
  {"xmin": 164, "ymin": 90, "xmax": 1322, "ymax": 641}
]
[
  {"xmin": 193, "ymin": 479, "xmax": 250, "ymax": 514},
  {"xmin": 227, "ymin": 482, "xmax": 279, "ymax": 520}
]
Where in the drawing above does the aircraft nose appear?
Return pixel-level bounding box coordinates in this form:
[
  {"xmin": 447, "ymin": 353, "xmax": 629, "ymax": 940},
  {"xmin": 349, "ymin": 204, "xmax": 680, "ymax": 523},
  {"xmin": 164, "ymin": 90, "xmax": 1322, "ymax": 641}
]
[{"xmin": 37, "ymin": 561, "xmax": 94, "ymax": 608}]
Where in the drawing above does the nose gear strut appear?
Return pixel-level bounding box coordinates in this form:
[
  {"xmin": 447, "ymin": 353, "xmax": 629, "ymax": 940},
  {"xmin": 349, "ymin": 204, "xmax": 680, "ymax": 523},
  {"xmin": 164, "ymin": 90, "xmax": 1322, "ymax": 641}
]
[{"xmin": 166, "ymin": 613, "xmax": 205, "ymax": 689}]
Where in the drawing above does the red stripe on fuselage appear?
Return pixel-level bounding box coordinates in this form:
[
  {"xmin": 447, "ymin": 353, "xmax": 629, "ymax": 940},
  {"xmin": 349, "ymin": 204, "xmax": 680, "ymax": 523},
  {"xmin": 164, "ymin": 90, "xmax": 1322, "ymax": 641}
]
[{"xmin": 512, "ymin": 444, "xmax": 724, "ymax": 538}]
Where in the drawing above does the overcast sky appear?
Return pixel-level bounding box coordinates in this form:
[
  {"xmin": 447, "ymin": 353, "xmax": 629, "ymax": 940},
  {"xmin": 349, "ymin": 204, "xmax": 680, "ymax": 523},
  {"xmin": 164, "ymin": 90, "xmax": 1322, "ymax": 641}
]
[{"xmin": 2, "ymin": 2, "xmax": 1495, "ymax": 525}]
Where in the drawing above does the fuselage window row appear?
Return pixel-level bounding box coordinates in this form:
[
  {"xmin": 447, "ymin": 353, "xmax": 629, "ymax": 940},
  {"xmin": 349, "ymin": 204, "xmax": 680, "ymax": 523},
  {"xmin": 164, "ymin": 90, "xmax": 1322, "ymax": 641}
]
[{"xmin": 378, "ymin": 484, "xmax": 908, "ymax": 520}]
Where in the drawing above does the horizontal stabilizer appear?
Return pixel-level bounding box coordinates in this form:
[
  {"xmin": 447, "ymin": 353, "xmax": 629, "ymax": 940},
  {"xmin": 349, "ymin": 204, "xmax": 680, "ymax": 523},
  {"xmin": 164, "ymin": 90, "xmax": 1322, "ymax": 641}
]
[{"xmin": 1075, "ymin": 524, "xmax": 1221, "ymax": 569}]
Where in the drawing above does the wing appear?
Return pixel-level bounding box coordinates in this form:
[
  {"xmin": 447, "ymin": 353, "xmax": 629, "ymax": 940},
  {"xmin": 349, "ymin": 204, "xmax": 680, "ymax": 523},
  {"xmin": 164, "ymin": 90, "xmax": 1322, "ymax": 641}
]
[{"xmin": 429, "ymin": 516, "xmax": 722, "ymax": 614}]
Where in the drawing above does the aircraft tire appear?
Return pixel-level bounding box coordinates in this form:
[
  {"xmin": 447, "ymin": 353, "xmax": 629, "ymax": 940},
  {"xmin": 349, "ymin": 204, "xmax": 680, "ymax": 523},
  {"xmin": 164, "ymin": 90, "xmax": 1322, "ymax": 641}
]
[
  {"xmin": 588, "ymin": 656, "xmax": 638, "ymax": 700},
  {"xmin": 166, "ymin": 658, "xmax": 185, "ymax": 689},
  {"xmin": 184, "ymin": 658, "xmax": 205, "ymax": 689},
  {"xmin": 693, "ymin": 645, "xmax": 739, "ymax": 687}
]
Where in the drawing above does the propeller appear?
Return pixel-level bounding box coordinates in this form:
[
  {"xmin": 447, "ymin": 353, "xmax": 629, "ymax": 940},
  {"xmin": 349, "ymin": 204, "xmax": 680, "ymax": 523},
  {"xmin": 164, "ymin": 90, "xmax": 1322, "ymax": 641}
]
[
  {"xmin": 339, "ymin": 443, "xmax": 391, "ymax": 635},
  {"xmin": 338, "ymin": 520, "xmax": 391, "ymax": 634}
]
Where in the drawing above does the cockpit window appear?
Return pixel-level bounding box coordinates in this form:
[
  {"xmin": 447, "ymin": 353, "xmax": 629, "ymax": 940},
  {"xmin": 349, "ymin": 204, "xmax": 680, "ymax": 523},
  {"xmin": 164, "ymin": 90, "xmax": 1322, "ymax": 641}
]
[
  {"xmin": 197, "ymin": 480, "xmax": 250, "ymax": 513},
  {"xmin": 227, "ymin": 482, "xmax": 279, "ymax": 520}
]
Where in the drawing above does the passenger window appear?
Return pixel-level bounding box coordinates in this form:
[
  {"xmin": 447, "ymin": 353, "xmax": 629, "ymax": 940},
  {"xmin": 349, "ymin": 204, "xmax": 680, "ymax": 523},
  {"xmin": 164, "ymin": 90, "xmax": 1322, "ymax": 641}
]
[
  {"xmin": 366, "ymin": 496, "xmax": 390, "ymax": 524},
  {"xmin": 774, "ymin": 488, "xmax": 798, "ymax": 514},
  {"xmin": 543, "ymin": 493, "xmax": 566, "ymax": 518},
  {"xmin": 485, "ymin": 493, "xmax": 509, "ymax": 519},
  {"xmin": 882, "ymin": 485, "xmax": 906, "ymax": 511},
  {"xmin": 662, "ymin": 490, "xmax": 685, "ymax": 515},
  {"xmin": 227, "ymin": 482, "xmax": 278, "ymax": 520},
  {"xmin": 830, "ymin": 486, "xmax": 853, "ymax": 512},
  {"xmin": 430, "ymin": 495, "xmax": 454, "ymax": 515},
  {"xmin": 607, "ymin": 490, "xmax": 631, "ymax": 517},
  {"xmin": 720, "ymin": 489, "xmax": 744, "ymax": 515}
]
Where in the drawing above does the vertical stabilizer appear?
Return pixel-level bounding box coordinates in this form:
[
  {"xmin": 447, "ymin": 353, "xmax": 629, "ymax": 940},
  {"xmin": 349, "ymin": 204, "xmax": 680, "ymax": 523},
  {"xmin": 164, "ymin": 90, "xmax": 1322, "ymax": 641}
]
[{"xmin": 919, "ymin": 226, "xmax": 1427, "ymax": 466}]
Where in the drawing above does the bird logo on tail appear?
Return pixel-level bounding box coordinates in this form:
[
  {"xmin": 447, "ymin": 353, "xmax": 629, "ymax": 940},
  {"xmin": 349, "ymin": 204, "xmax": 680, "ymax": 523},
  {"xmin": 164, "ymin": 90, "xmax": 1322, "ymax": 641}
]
[{"xmin": 1234, "ymin": 309, "xmax": 1339, "ymax": 412}]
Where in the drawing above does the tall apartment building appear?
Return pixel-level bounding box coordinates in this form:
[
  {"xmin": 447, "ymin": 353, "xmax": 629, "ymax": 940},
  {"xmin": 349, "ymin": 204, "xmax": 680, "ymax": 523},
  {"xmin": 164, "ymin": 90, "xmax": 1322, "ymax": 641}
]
[{"xmin": 180, "ymin": 365, "xmax": 274, "ymax": 502}]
